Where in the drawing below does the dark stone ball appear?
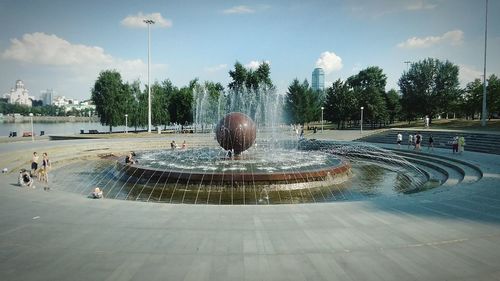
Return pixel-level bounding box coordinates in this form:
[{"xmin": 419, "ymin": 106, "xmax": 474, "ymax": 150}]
[{"xmin": 215, "ymin": 112, "xmax": 256, "ymax": 154}]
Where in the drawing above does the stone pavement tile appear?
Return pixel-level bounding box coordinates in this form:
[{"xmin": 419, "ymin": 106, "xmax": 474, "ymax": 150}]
[{"xmin": 333, "ymin": 251, "xmax": 414, "ymax": 281}]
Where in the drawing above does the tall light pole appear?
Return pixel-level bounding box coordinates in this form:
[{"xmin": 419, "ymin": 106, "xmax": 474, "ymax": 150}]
[
  {"xmin": 481, "ymin": 0, "xmax": 488, "ymax": 127},
  {"xmin": 321, "ymin": 106, "xmax": 324, "ymax": 133},
  {"xmin": 404, "ymin": 61, "xmax": 411, "ymax": 71},
  {"xmin": 144, "ymin": 19, "xmax": 155, "ymax": 133},
  {"xmin": 125, "ymin": 114, "xmax": 128, "ymax": 134},
  {"xmin": 360, "ymin": 107, "xmax": 364, "ymax": 134},
  {"xmin": 29, "ymin": 113, "xmax": 34, "ymax": 142}
]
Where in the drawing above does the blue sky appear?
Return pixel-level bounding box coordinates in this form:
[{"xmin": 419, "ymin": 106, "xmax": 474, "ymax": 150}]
[{"xmin": 1, "ymin": 0, "xmax": 499, "ymax": 101}]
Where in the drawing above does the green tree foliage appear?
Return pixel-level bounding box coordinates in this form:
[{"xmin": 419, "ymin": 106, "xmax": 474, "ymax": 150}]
[
  {"xmin": 0, "ymin": 102, "xmax": 65, "ymax": 116},
  {"xmin": 227, "ymin": 62, "xmax": 276, "ymax": 123},
  {"xmin": 91, "ymin": 70, "xmax": 131, "ymax": 132},
  {"xmin": 284, "ymin": 79, "xmax": 320, "ymax": 124},
  {"xmin": 324, "ymin": 79, "xmax": 356, "ymax": 129},
  {"xmin": 398, "ymin": 58, "xmax": 460, "ymax": 121},
  {"xmin": 385, "ymin": 89, "xmax": 402, "ymax": 123},
  {"xmin": 487, "ymin": 75, "xmax": 500, "ymax": 118},
  {"xmin": 125, "ymin": 80, "xmax": 146, "ymax": 130},
  {"xmin": 168, "ymin": 80, "xmax": 195, "ymax": 124},
  {"xmin": 347, "ymin": 66, "xmax": 388, "ymax": 127}
]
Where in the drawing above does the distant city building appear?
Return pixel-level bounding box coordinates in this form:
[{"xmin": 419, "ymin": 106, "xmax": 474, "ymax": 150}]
[
  {"xmin": 53, "ymin": 96, "xmax": 78, "ymax": 107},
  {"xmin": 3, "ymin": 80, "xmax": 34, "ymax": 107},
  {"xmin": 40, "ymin": 89, "xmax": 55, "ymax": 106},
  {"xmin": 311, "ymin": 68, "xmax": 325, "ymax": 92}
]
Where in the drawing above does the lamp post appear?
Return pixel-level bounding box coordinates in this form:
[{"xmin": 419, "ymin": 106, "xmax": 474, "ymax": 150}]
[
  {"xmin": 404, "ymin": 61, "xmax": 411, "ymax": 71},
  {"xmin": 360, "ymin": 107, "xmax": 364, "ymax": 134},
  {"xmin": 321, "ymin": 106, "xmax": 324, "ymax": 133},
  {"xmin": 144, "ymin": 19, "xmax": 155, "ymax": 133},
  {"xmin": 29, "ymin": 113, "xmax": 34, "ymax": 142},
  {"xmin": 125, "ymin": 114, "xmax": 128, "ymax": 134},
  {"xmin": 481, "ymin": 0, "xmax": 488, "ymax": 127}
]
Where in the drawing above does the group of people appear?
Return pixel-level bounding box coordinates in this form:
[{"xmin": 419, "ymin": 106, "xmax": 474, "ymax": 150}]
[
  {"xmin": 170, "ymin": 140, "xmax": 187, "ymax": 150},
  {"xmin": 19, "ymin": 152, "xmax": 51, "ymax": 189},
  {"xmin": 396, "ymin": 132, "xmax": 466, "ymax": 154},
  {"xmin": 396, "ymin": 132, "xmax": 433, "ymax": 151},
  {"xmin": 452, "ymin": 134, "xmax": 466, "ymax": 154}
]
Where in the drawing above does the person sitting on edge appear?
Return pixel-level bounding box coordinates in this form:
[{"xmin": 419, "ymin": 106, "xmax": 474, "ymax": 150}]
[
  {"xmin": 18, "ymin": 169, "xmax": 34, "ymax": 188},
  {"xmin": 171, "ymin": 140, "xmax": 177, "ymax": 149},
  {"xmin": 91, "ymin": 187, "xmax": 103, "ymax": 199},
  {"xmin": 125, "ymin": 151, "xmax": 137, "ymax": 165}
]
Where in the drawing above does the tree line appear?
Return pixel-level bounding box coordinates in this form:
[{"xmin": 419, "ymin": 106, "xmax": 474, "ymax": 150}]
[
  {"xmin": 90, "ymin": 57, "xmax": 499, "ymax": 132},
  {"xmin": 284, "ymin": 58, "xmax": 499, "ymax": 129},
  {"xmin": 91, "ymin": 62, "xmax": 277, "ymax": 132}
]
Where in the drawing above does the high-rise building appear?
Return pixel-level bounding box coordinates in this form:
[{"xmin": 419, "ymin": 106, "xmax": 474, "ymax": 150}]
[
  {"xmin": 40, "ymin": 89, "xmax": 55, "ymax": 106},
  {"xmin": 312, "ymin": 68, "xmax": 325, "ymax": 91}
]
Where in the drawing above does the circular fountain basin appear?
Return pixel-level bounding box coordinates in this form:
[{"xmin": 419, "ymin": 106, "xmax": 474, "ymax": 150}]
[{"xmin": 118, "ymin": 147, "xmax": 351, "ymax": 187}]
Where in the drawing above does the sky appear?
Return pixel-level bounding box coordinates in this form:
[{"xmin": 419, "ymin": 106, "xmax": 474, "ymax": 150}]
[{"xmin": 0, "ymin": 0, "xmax": 499, "ymax": 101}]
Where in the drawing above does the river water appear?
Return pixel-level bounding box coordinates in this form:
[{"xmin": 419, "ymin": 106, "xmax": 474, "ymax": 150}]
[{"xmin": 0, "ymin": 121, "xmax": 141, "ymax": 136}]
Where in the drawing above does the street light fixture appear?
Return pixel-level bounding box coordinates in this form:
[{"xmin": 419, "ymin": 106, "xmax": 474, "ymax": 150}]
[
  {"xmin": 321, "ymin": 106, "xmax": 324, "ymax": 133},
  {"xmin": 144, "ymin": 19, "xmax": 155, "ymax": 133},
  {"xmin": 29, "ymin": 113, "xmax": 34, "ymax": 142},
  {"xmin": 404, "ymin": 61, "xmax": 411, "ymax": 71},
  {"xmin": 360, "ymin": 107, "xmax": 364, "ymax": 134},
  {"xmin": 125, "ymin": 114, "xmax": 128, "ymax": 134}
]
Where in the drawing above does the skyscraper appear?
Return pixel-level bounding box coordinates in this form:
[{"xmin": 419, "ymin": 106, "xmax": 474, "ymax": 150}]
[
  {"xmin": 40, "ymin": 89, "xmax": 55, "ymax": 106},
  {"xmin": 312, "ymin": 68, "xmax": 325, "ymax": 91}
]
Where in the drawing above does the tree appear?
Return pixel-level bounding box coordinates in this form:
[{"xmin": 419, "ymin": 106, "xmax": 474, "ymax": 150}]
[
  {"xmin": 168, "ymin": 80, "xmax": 195, "ymax": 125},
  {"xmin": 324, "ymin": 79, "xmax": 356, "ymax": 129},
  {"xmin": 385, "ymin": 89, "xmax": 401, "ymax": 123},
  {"xmin": 284, "ymin": 79, "xmax": 319, "ymax": 124},
  {"xmin": 347, "ymin": 66, "xmax": 388, "ymax": 127},
  {"xmin": 398, "ymin": 58, "xmax": 460, "ymax": 122},
  {"xmin": 487, "ymin": 74, "xmax": 500, "ymax": 119},
  {"xmin": 227, "ymin": 61, "xmax": 276, "ymax": 124},
  {"xmin": 91, "ymin": 70, "xmax": 129, "ymax": 132}
]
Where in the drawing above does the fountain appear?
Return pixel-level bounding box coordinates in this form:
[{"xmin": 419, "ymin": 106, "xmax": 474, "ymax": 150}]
[{"xmin": 51, "ymin": 84, "xmax": 430, "ymax": 204}]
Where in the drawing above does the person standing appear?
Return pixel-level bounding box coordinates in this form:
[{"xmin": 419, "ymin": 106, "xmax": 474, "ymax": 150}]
[
  {"xmin": 396, "ymin": 132, "xmax": 403, "ymax": 149},
  {"xmin": 428, "ymin": 134, "xmax": 434, "ymax": 151},
  {"xmin": 41, "ymin": 152, "xmax": 51, "ymax": 185},
  {"xmin": 408, "ymin": 133, "xmax": 413, "ymax": 149},
  {"xmin": 31, "ymin": 152, "xmax": 39, "ymax": 178},
  {"xmin": 452, "ymin": 135, "xmax": 459, "ymax": 154},
  {"xmin": 458, "ymin": 135, "xmax": 466, "ymax": 154}
]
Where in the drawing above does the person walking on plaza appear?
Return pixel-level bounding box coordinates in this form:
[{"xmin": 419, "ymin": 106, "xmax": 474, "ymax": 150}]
[
  {"xmin": 428, "ymin": 134, "xmax": 434, "ymax": 151},
  {"xmin": 458, "ymin": 135, "xmax": 466, "ymax": 155},
  {"xmin": 396, "ymin": 132, "xmax": 403, "ymax": 149},
  {"xmin": 415, "ymin": 132, "xmax": 422, "ymax": 151},
  {"xmin": 408, "ymin": 133, "xmax": 413, "ymax": 149}
]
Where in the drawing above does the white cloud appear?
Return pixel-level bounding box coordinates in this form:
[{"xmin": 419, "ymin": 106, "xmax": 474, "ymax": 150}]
[
  {"xmin": 348, "ymin": 0, "xmax": 437, "ymax": 18},
  {"xmin": 245, "ymin": 60, "xmax": 270, "ymax": 70},
  {"xmin": 121, "ymin": 12, "xmax": 172, "ymax": 28},
  {"xmin": 459, "ymin": 64, "xmax": 483, "ymax": 86},
  {"xmin": 397, "ymin": 29, "xmax": 464, "ymax": 49},
  {"xmin": 1, "ymin": 32, "xmax": 166, "ymax": 91},
  {"xmin": 2, "ymin": 32, "xmax": 112, "ymax": 66},
  {"xmin": 222, "ymin": 5, "xmax": 255, "ymax": 14},
  {"xmin": 315, "ymin": 51, "xmax": 343, "ymax": 74},
  {"xmin": 205, "ymin": 64, "xmax": 227, "ymax": 73}
]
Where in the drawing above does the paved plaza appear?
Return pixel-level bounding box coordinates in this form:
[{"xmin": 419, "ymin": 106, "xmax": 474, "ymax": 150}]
[{"xmin": 1, "ymin": 132, "xmax": 500, "ymax": 281}]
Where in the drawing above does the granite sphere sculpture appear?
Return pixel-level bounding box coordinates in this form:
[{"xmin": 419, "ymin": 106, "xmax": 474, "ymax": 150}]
[{"xmin": 215, "ymin": 112, "xmax": 256, "ymax": 154}]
